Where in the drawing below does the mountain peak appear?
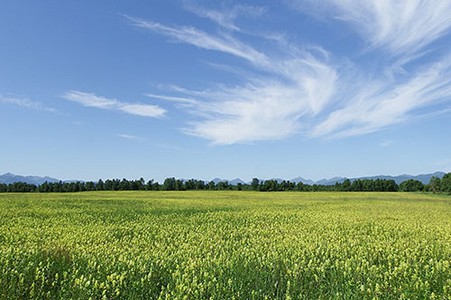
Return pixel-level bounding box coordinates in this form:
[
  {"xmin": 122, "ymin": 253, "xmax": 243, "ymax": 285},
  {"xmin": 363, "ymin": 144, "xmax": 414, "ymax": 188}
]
[
  {"xmin": 0, "ymin": 172, "xmax": 60, "ymax": 185},
  {"xmin": 1, "ymin": 171, "xmax": 447, "ymax": 186}
]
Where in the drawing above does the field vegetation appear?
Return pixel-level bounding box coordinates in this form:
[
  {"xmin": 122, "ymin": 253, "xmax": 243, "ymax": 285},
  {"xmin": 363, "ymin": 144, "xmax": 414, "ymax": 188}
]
[{"xmin": 0, "ymin": 192, "xmax": 450, "ymax": 299}]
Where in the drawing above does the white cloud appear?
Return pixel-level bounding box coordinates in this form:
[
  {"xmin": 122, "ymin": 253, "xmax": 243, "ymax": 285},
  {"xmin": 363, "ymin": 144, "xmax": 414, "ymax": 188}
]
[
  {"xmin": 294, "ymin": 0, "xmax": 451, "ymax": 57},
  {"xmin": 183, "ymin": 3, "xmax": 266, "ymax": 32},
  {"xmin": 312, "ymin": 58, "xmax": 451, "ymax": 138},
  {"xmin": 62, "ymin": 91, "xmax": 166, "ymax": 118},
  {"xmin": 145, "ymin": 93, "xmax": 198, "ymax": 105},
  {"xmin": 185, "ymin": 84, "xmax": 304, "ymax": 144},
  {"xmin": 119, "ymin": 103, "xmax": 165, "ymax": 118},
  {"xmin": 126, "ymin": 16, "xmax": 269, "ymax": 66},
  {"xmin": 127, "ymin": 14, "xmax": 340, "ymax": 144},
  {"xmin": 117, "ymin": 133, "xmax": 142, "ymax": 141},
  {"xmin": 62, "ymin": 91, "xmax": 116, "ymax": 109},
  {"xmin": 179, "ymin": 54, "xmax": 338, "ymax": 144},
  {"xmin": 128, "ymin": 1, "xmax": 451, "ymax": 144},
  {"xmin": 0, "ymin": 94, "xmax": 57, "ymax": 113}
]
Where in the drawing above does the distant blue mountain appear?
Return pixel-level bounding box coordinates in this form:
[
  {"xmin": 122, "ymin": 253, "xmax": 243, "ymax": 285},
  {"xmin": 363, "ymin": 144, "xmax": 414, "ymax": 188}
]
[
  {"xmin": 235, "ymin": 172, "xmax": 445, "ymax": 186},
  {"xmin": 290, "ymin": 177, "xmax": 315, "ymax": 185},
  {"xmin": 229, "ymin": 178, "xmax": 246, "ymax": 185},
  {"xmin": 210, "ymin": 178, "xmax": 225, "ymax": 184},
  {"xmin": 210, "ymin": 178, "xmax": 246, "ymax": 185},
  {"xmin": 1, "ymin": 171, "xmax": 446, "ymax": 186},
  {"xmin": 304, "ymin": 172, "xmax": 446, "ymax": 186},
  {"xmin": 355, "ymin": 171, "xmax": 445, "ymax": 185},
  {"xmin": 0, "ymin": 172, "xmax": 60, "ymax": 185},
  {"xmin": 315, "ymin": 177, "xmax": 346, "ymax": 185}
]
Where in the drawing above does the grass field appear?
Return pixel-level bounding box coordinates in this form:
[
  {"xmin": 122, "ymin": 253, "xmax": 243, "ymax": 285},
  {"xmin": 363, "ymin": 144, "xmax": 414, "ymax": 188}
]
[{"xmin": 0, "ymin": 191, "xmax": 450, "ymax": 299}]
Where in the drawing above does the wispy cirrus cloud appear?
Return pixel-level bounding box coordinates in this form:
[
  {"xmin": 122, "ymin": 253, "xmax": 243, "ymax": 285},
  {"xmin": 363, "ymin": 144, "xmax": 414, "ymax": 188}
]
[
  {"xmin": 294, "ymin": 0, "xmax": 451, "ymax": 138},
  {"xmin": 117, "ymin": 133, "xmax": 142, "ymax": 141},
  {"xmin": 0, "ymin": 94, "xmax": 57, "ymax": 113},
  {"xmin": 293, "ymin": 0, "xmax": 451, "ymax": 57},
  {"xmin": 170, "ymin": 52, "xmax": 338, "ymax": 144},
  {"xmin": 145, "ymin": 93, "xmax": 198, "ymax": 106},
  {"xmin": 128, "ymin": 13, "xmax": 338, "ymax": 144},
  {"xmin": 312, "ymin": 58, "xmax": 451, "ymax": 138},
  {"xmin": 183, "ymin": 2, "xmax": 266, "ymax": 32},
  {"xmin": 62, "ymin": 91, "xmax": 166, "ymax": 118},
  {"xmin": 184, "ymin": 84, "xmax": 304, "ymax": 144},
  {"xmin": 126, "ymin": 15, "xmax": 269, "ymax": 66},
  {"xmin": 128, "ymin": 0, "xmax": 451, "ymax": 144}
]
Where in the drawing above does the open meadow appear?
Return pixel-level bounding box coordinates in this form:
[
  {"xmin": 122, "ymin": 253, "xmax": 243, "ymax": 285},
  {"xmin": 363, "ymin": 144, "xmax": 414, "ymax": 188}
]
[{"xmin": 0, "ymin": 191, "xmax": 450, "ymax": 299}]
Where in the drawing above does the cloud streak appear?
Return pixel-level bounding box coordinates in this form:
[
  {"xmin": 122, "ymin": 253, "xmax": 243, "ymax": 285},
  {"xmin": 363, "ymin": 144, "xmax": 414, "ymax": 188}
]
[
  {"xmin": 127, "ymin": 15, "xmax": 269, "ymax": 66},
  {"xmin": 129, "ymin": 15, "xmax": 338, "ymax": 144},
  {"xmin": 129, "ymin": 0, "xmax": 451, "ymax": 144},
  {"xmin": 294, "ymin": 0, "xmax": 451, "ymax": 57},
  {"xmin": 62, "ymin": 91, "xmax": 166, "ymax": 118},
  {"xmin": 182, "ymin": 54, "xmax": 338, "ymax": 144},
  {"xmin": 117, "ymin": 133, "xmax": 142, "ymax": 141},
  {"xmin": 183, "ymin": 2, "xmax": 266, "ymax": 32},
  {"xmin": 145, "ymin": 93, "xmax": 198, "ymax": 105},
  {"xmin": 312, "ymin": 58, "xmax": 451, "ymax": 138},
  {"xmin": 0, "ymin": 94, "xmax": 57, "ymax": 113}
]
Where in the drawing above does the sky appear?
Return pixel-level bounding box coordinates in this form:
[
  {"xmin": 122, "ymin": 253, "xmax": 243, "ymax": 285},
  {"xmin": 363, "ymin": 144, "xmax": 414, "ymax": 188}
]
[{"xmin": 1, "ymin": 0, "xmax": 451, "ymax": 183}]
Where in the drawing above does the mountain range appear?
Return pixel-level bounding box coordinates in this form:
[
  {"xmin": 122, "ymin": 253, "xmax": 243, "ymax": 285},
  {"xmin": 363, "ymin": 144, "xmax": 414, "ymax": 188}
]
[
  {"xmin": 0, "ymin": 171, "xmax": 446, "ymax": 186},
  {"xmin": 192, "ymin": 172, "xmax": 447, "ymax": 185},
  {"xmin": 0, "ymin": 172, "xmax": 61, "ymax": 185}
]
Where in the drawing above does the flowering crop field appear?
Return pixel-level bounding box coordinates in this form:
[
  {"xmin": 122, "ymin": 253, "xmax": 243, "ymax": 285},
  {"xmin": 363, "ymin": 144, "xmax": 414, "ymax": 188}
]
[{"xmin": 0, "ymin": 191, "xmax": 450, "ymax": 299}]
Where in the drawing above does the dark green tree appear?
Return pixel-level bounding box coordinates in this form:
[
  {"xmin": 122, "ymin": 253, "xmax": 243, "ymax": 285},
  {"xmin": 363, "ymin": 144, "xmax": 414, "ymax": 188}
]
[
  {"xmin": 97, "ymin": 179, "xmax": 104, "ymax": 191},
  {"xmin": 163, "ymin": 177, "xmax": 176, "ymax": 191},
  {"xmin": 351, "ymin": 179, "xmax": 364, "ymax": 191},
  {"xmin": 85, "ymin": 181, "xmax": 95, "ymax": 191},
  {"xmin": 441, "ymin": 173, "xmax": 451, "ymax": 193},
  {"xmin": 208, "ymin": 181, "xmax": 216, "ymax": 190},
  {"xmin": 384, "ymin": 180, "xmax": 399, "ymax": 192},
  {"xmin": 217, "ymin": 181, "xmax": 230, "ymax": 190},
  {"xmin": 146, "ymin": 180, "xmax": 154, "ymax": 190},
  {"xmin": 297, "ymin": 182, "xmax": 307, "ymax": 191},
  {"xmin": 428, "ymin": 176, "xmax": 441, "ymax": 193},
  {"xmin": 175, "ymin": 179, "xmax": 185, "ymax": 191},
  {"xmin": 399, "ymin": 179, "xmax": 424, "ymax": 192},
  {"xmin": 342, "ymin": 179, "xmax": 351, "ymax": 191},
  {"xmin": 119, "ymin": 179, "xmax": 130, "ymax": 191},
  {"xmin": 251, "ymin": 178, "xmax": 260, "ymax": 191}
]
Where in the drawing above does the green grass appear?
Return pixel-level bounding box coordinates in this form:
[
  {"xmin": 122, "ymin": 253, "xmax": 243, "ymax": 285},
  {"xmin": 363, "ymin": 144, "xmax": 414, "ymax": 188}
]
[{"xmin": 0, "ymin": 191, "xmax": 450, "ymax": 299}]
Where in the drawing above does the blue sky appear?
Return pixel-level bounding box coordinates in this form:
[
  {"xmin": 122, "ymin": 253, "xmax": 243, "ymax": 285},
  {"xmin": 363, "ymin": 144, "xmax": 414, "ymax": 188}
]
[{"xmin": 1, "ymin": 0, "xmax": 451, "ymax": 182}]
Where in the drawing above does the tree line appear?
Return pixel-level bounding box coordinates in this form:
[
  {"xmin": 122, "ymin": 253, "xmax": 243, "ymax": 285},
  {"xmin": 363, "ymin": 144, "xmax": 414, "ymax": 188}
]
[{"xmin": 1, "ymin": 173, "xmax": 450, "ymax": 193}]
